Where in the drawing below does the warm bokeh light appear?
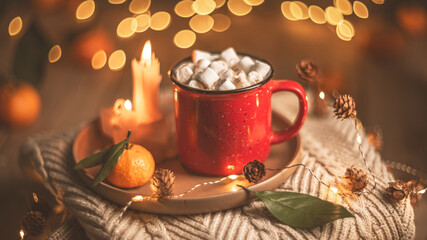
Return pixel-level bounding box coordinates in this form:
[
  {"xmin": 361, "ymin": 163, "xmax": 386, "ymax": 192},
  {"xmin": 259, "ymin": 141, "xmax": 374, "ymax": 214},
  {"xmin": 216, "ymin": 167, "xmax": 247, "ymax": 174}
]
[
  {"xmin": 175, "ymin": 0, "xmax": 195, "ymax": 18},
  {"xmin": 189, "ymin": 14, "xmax": 214, "ymax": 33},
  {"xmin": 228, "ymin": 175, "xmax": 238, "ymax": 180},
  {"xmin": 48, "ymin": 45, "xmax": 62, "ymax": 63},
  {"xmin": 109, "ymin": 0, "xmax": 126, "ymax": 4},
  {"xmin": 174, "ymin": 30, "xmax": 196, "ymax": 48},
  {"xmin": 108, "ymin": 50, "xmax": 126, "ymax": 71},
  {"xmin": 76, "ymin": 0, "xmax": 95, "ymax": 20},
  {"xmin": 338, "ymin": 20, "xmax": 354, "ymax": 38},
  {"xmin": 214, "ymin": 0, "xmax": 226, "ymax": 8},
  {"xmin": 289, "ymin": 2, "xmax": 303, "ymax": 20},
  {"xmin": 281, "ymin": 2, "xmax": 298, "ymax": 21},
  {"xmin": 135, "ymin": 13, "xmax": 150, "ymax": 32},
  {"xmin": 319, "ymin": 91, "xmax": 325, "ymax": 100},
  {"xmin": 294, "ymin": 1, "xmax": 309, "ymax": 20},
  {"xmin": 243, "ymin": 0, "xmax": 264, "ymax": 6},
  {"xmin": 372, "ymin": 0, "xmax": 384, "ymax": 4},
  {"xmin": 419, "ymin": 188, "xmax": 426, "ymax": 194},
  {"xmin": 124, "ymin": 100, "xmax": 132, "ymax": 110},
  {"xmin": 309, "ymin": 5, "xmax": 326, "ymax": 24},
  {"xmin": 336, "ymin": 25, "xmax": 352, "ymax": 41},
  {"xmin": 212, "ymin": 13, "xmax": 231, "ymax": 32},
  {"xmin": 325, "ymin": 6, "xmax": 343, "ymax": 25},
  {"xmin": 142, "ymin": 40, "xmax": 151, "ymax": 62},
  {"xmin": 132, "ymin": 195, "xmax": 144, "ymax": 202},
  {"xmin": 228, "ymin": 0, "xmax": 252, "ymax": 16},
  {"xmin": 353, "ymin": 1, "xmax": 369, "ymax": 19},
  {"xmin": 150, "ymin": 11, "xmax": 171, "ymax": 31},
  {"xmin": 334, "ymin": 0, "xmax": 352, "ymax": 15},
  {"xmin": 192, "ymin": 0, "xmax": 216, "ymax": 15},
  {"xmin": 129, "ymin": 0, "xmax": 151, "ymax": 14},
  {"xmin": 330, "ymin": 187, "xmax": 338, "ymax": 193},
  {"xmin": 19, "ymin": 230, "xmax": 25, "ymax": 239},
  {"xmin": 91, "ymin": 50, "xmax": 107, "ymax": 70},
  {"xmin": 117, "ymin": 17, "xmax": 138, "ymax": 38},
  {"xmin": 8, "ymin": 16, "xmax": 22, "ymax": 36}
]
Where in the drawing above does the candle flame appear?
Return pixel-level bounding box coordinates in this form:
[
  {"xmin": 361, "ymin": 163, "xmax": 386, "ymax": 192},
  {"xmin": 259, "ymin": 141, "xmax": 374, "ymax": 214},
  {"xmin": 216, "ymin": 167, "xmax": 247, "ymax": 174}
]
[
  {"xmin": 124, "ymin": 100, "xmax": 132, "ymax": 111},
  {"xmin": 19, "ymin": 229, "xmax": 25, "ymax": 239},
  {"xmin": 141, "ymin": 40, "xmax": 152, "ymax": 64}
]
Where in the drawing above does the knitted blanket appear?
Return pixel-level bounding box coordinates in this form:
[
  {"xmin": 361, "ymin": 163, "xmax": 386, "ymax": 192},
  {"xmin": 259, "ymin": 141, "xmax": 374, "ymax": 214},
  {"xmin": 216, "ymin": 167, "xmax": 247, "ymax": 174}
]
[{"xmin": 20, "ymin": 95, "xmax": 415, "ymax": 240}]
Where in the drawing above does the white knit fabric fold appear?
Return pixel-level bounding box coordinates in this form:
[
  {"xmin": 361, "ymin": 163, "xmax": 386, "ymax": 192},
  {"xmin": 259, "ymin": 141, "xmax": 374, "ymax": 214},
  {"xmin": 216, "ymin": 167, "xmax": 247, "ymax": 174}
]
[{"xmin": 20, "ymin": 95, "xmax": 416, "ymax": 240}]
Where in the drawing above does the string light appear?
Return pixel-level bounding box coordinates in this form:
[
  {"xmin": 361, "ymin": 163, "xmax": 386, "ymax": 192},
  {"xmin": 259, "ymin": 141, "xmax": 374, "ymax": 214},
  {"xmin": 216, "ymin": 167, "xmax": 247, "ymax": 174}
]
[
  {"xmin": 76, "ymin": 0, "xmax": 95, "ymax": 20},
  {"xmin": 319, "ymin": 91, "xmax": 325, "ymax": 100},
  {"xmin": 150, "ymin": 11, "xmax": 171, "ymax": 31},
  {"xmin": 8, "ymin": 16, "xmax": 22, "ymax": 36},
  {"xmin": 48, "ymin": 45, "xmax": 62, "ymax": 63},
  {"xmin": 91, "ymin": 50, "xmax": 107, "ymax": 70},
  {"xmin": 19, "ymin": 229, "xmax": 25, "ymax": 239}
]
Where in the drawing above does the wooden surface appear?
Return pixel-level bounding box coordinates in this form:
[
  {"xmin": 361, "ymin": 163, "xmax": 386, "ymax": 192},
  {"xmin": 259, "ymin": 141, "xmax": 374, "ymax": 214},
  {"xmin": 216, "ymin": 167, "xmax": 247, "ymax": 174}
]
[{"xmin": 0, "ymin": 1, "xmax": 426, "ymax": 239}]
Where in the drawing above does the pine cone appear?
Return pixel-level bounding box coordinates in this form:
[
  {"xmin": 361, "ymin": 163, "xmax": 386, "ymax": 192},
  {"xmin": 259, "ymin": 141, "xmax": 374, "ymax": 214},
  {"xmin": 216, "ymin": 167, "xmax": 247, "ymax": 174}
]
[
  {"xmin": 344, "ymin": 166, "xmax": 368, "ymax": 192},
  {"xmin": 243, "ymin": 160, "xmax": 266, "ymax": 183},
  {"xmin": 367, "ymin": 127, "xmax": 383, "ymax": 151},
  {"xmin": 20, "ymin": 211, "xmax": 45, "ymax": 236},
  {"xmin": 151, "ymin": 169, "xmax": 175, "ymax": 198},
  {"xmin": 296, "ymin": 60, "xmax": 319, "ymax": 83},
  {"xmin": 407, "ymin": 180, "xmax": 424, "ymax": 206},
  {"xmin": 386, "ymin": 180, "xmax": 410, "ymax": 203},
  {"xmin": 333, "ymin": 94, "xmax": 356, "ymax": 119}
]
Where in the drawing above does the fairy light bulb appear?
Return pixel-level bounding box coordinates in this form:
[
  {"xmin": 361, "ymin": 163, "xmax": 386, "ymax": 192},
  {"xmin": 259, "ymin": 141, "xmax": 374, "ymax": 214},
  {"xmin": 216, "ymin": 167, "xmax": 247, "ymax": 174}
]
[
  {"xmin": 319, "ymin": 91, "xmax": 325, "ymax": 100},
  {"xmin": 124, "ymin": 100, "xmax": 132, "ymax": 111}
]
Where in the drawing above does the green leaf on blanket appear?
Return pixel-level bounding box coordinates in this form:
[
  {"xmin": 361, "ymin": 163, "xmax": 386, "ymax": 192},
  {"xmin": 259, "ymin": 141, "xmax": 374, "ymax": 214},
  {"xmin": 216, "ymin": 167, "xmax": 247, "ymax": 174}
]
[
  {"xmin": 240, "ymin": 186, "xmax": 354, "ymax": 229},
  {"xmin": 74, "ymin": 130, "xmax": 131, "ymax": 187}
]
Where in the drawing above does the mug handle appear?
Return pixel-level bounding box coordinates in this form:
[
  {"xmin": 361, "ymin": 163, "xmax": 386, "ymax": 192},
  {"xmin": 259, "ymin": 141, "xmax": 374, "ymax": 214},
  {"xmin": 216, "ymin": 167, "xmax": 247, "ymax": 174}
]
[{"xmin": 269, "ymin": 80, "xmax": 308, "ymax": 144}]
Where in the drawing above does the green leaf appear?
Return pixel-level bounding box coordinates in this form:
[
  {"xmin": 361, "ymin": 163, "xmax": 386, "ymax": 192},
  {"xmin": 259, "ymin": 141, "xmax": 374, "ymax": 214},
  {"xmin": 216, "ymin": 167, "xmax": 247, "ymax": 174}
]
[
  {"xmin": 12, "ymin": 22, "xmax": 50, "ymax": 86},
  {"xmin": 74, "ymin": 147, "xmax": 111, "ymax": 170},
  {"xmin": 92, "ymin": 135, "xmax": 130, "ymax": 187},
  {"xmin": 241, "ymin": 186, "xmax": 354, "ymax": 229}
]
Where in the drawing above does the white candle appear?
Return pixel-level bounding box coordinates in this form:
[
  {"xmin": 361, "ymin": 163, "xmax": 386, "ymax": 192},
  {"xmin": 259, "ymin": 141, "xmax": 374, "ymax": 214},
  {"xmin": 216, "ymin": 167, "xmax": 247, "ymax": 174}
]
[{"xmin": 131, "ymin": 40, "xmax": 162, "ymax": 123}]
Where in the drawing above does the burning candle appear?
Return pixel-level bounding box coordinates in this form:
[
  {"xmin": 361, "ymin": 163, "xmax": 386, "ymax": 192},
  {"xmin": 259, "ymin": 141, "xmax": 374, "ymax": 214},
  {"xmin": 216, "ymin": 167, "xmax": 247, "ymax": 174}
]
[{"xmin": 131, "ymin": 40, "xmax": 162, "ymax": 123}]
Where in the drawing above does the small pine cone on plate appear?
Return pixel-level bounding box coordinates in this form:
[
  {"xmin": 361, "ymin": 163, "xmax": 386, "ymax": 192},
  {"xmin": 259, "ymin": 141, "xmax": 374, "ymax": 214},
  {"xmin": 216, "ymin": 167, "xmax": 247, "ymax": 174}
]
[
  {"xmin": 344, "ymin": 166, "xmax": 368, "ymax": 192},
  {"xmin": 334, "ymin": 94, "xmax": 356, "ymax": 119},
  {"xmin": 243, "ymin": 160, "xmax": 266, "ymax": 183},
  {"xmin": 386, "ymin": 180, "xmax": 410, "ymax": 203},
  {"xmin": 151, "ymin": 169, "xmax": 175, "ymax": 198}
]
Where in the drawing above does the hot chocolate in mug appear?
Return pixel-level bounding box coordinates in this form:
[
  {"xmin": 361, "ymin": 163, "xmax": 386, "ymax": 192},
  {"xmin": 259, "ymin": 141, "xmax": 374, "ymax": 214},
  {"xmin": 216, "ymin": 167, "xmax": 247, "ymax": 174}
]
[{"xmin": 169, "ymin": 53, "xmax": 308, "ymax": 175}]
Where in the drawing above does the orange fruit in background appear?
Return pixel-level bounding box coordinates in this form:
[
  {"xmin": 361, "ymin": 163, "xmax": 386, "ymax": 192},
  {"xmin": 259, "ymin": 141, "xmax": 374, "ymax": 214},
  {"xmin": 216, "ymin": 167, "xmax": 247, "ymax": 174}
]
[
  {"xmin": 107, "ymin": 144, "xmax": 155, "ymax": 188},
  {"xmin": 72, "ymin": 29, "xmax": 114, "ymax": 68},
  {"xmin": 0, "ymin": 83, "xmax": 41, "ymax": 129}
]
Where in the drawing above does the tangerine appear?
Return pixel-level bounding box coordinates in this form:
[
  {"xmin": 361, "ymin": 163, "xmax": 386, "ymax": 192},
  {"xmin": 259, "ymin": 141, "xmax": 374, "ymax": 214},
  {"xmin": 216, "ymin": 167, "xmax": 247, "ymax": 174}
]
[
  {"xmin": 107, "ymin": 144, "xmax": 155, "ymax": 188},
  {"xmin": 0, "ymin": 83, "xmax": 41, "ymax": 128}
]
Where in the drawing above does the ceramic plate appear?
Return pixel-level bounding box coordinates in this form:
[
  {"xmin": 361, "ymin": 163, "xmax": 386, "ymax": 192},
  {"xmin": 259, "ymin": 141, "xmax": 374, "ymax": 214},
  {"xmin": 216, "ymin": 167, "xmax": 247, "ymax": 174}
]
[{"xmin": 72, "ymin": 112, "xmax": 301, "ymax": 214}]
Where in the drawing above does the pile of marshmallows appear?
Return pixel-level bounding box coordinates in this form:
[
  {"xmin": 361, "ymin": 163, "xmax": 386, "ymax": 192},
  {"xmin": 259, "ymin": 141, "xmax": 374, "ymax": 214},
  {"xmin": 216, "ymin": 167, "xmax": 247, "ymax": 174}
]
[{"xmin": 174, "ymin": 47, "xmax": 271, "ymax": 91}]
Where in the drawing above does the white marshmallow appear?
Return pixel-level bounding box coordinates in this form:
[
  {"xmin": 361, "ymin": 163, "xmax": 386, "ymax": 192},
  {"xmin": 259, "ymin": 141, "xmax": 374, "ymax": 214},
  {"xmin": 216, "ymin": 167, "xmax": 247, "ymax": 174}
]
[
  {"xmin": 192, "ymin": 50, "xmax": 211, "ymax": 63},
  {"xmin": 221, "ymin": 69, "xmax": 235, "ymax": 79},
  {"xmin": 218, "ymin": 79, "xmax": 236, "ymax": 91},
  {"xmin": 188, "ymin": 80, "xmax": 205, "ymax": 89},
  {"xmin": 238, "ymin": 56, "xmax": 255, "ymax": 74},
  {"xmin": 248, "ymin": 71, "xmax": 262, "ymax": 84},
  {"xmin": 253, "ymin": 60, "xmax": 271, "ymax": 79},
  {"xmin": 176, "ymin": 66, "xmax": 193, "ymax": 83},
  {"xmin": 233, "ymin": 71, "xmax": 250, "ymax": 88},
  {"xmin": 209, "ymin": 60, "xmax": 228, "ymax": 74},
  {"xmin": 196, "ymin": 59, "xmax": 211, "ymax": 70},
  {"xmin": 196, "ymin": 67, "xmax": 219, "ymax": 89},
  {"xmin": 220, "ymin": 47, "xmax": 239, "ymax": 67}
]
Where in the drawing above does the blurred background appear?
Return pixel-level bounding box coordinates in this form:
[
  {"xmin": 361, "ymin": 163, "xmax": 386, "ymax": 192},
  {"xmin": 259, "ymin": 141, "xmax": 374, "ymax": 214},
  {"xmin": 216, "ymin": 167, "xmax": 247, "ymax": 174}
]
[{"xmin": 0, "ymin": 0, "xmax": 426, "ymax": 239}]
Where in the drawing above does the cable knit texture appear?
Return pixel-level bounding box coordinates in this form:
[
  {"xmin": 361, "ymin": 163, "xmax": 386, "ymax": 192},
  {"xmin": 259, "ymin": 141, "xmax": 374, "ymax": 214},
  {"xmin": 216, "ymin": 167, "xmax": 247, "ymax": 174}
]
[{"xmin": 20, "ymin": 94, "xmax": 416, "ymax": 240}]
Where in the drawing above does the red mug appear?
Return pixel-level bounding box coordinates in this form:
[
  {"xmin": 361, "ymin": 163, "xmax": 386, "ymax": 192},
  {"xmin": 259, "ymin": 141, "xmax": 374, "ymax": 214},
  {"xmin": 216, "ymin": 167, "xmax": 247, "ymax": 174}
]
[{"xmin": 169, "ymin": 54, "xmax": 307, "ymax": 175}]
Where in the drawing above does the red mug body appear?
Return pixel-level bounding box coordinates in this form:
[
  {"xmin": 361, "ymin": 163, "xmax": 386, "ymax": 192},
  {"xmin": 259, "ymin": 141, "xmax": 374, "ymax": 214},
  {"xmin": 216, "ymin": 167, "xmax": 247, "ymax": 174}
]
[{"xmin": 170, "ymin": 54, "xmax": 307, "ymax": 175}]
